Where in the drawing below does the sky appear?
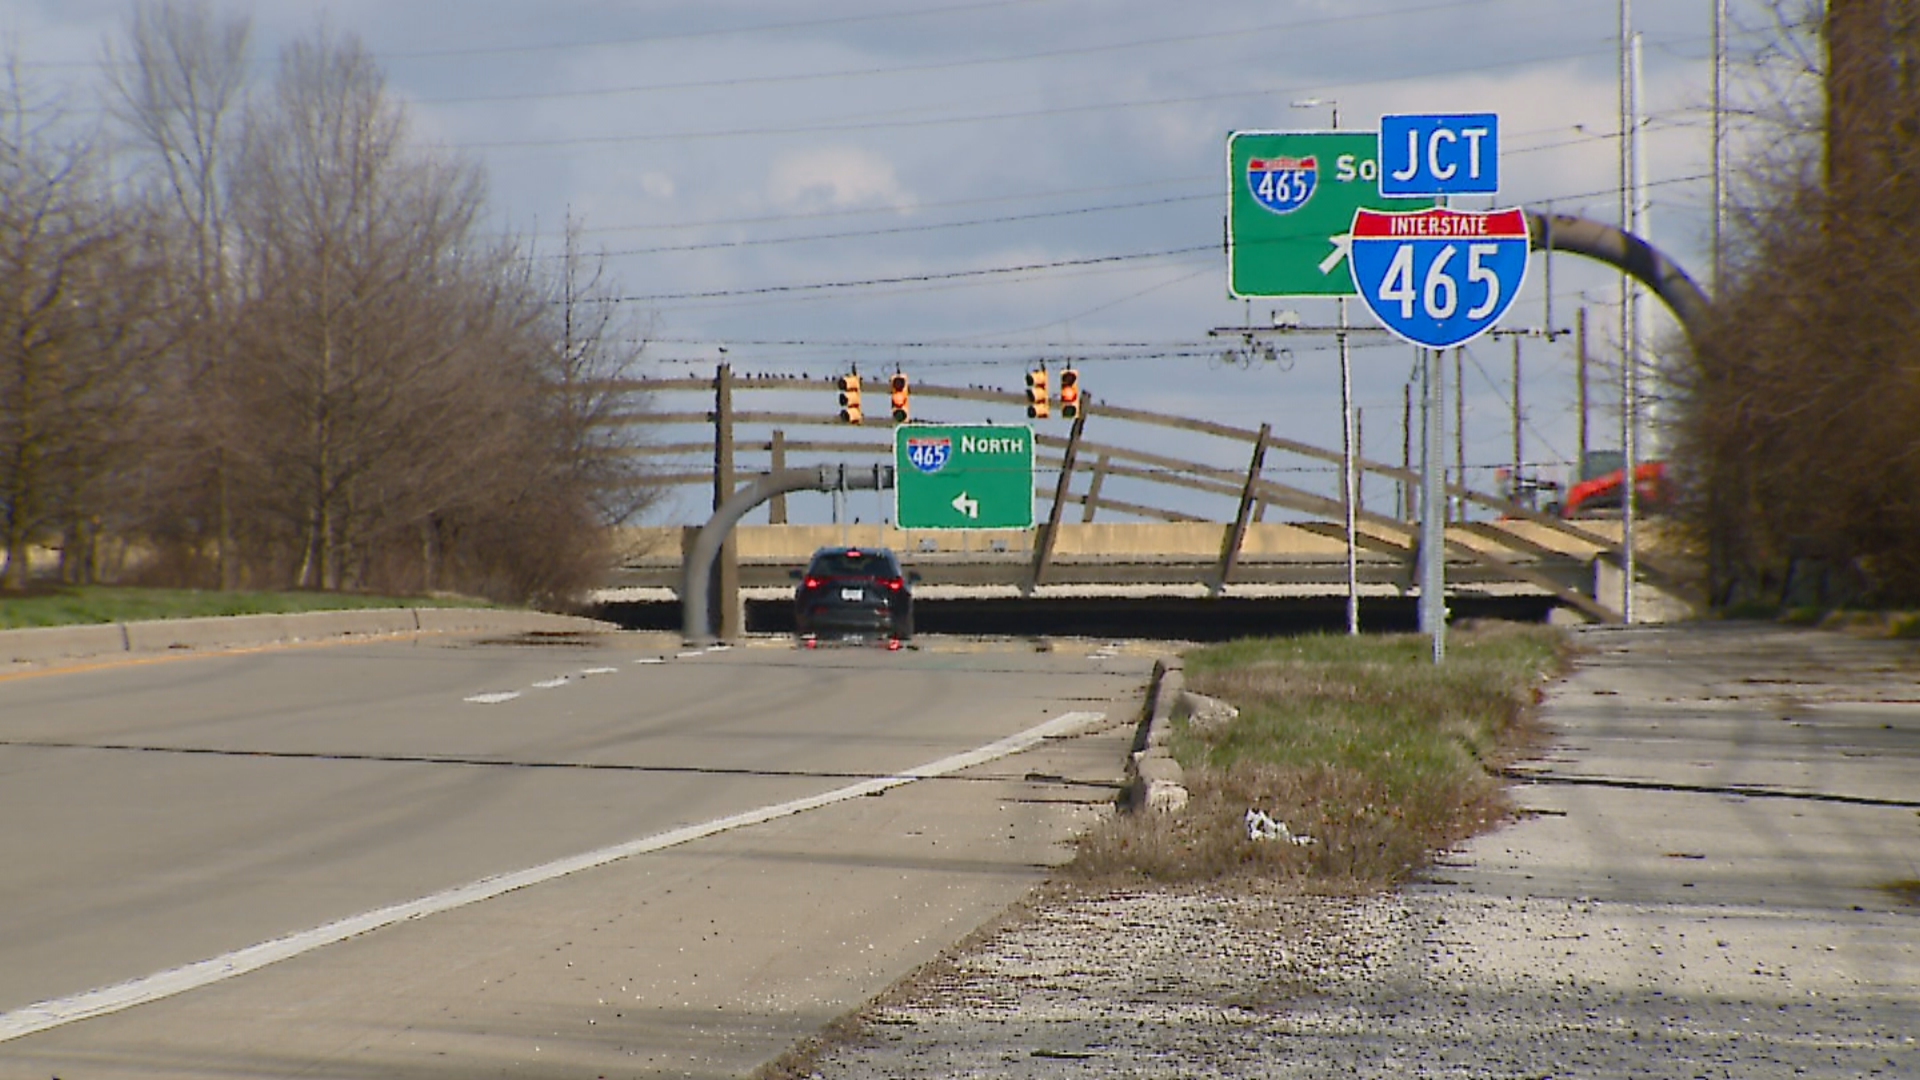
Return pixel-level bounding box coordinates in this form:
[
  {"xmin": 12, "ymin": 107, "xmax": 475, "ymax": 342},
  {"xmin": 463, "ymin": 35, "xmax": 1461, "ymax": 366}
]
[{"xmin": 2, "ymin": 0, "xmax": 1787, "ymax": 527}]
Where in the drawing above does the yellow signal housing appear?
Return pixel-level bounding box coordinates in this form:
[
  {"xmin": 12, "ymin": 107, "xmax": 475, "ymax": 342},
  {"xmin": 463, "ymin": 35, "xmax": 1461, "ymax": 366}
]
[
  {"xmin": 1058, "ymin": 368, "xmax": 1082, "ymax": 420},
  {"xmin": 1025, "ymin": 368, "xmax": 1050, "ymax": 419},
  {"xmin": 889, "ymin": 372, "xmax": 910, "ymax": 422},
  {"xmin": 837, "ymin": 373, "xmax": 863, "ymax": 424}
]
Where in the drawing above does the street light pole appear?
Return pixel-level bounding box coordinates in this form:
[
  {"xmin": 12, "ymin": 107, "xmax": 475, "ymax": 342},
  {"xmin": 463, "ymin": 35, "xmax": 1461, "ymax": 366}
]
[{"xmin": 1294, "ymin": 97, "xmax": 1360, "ymax": 636}]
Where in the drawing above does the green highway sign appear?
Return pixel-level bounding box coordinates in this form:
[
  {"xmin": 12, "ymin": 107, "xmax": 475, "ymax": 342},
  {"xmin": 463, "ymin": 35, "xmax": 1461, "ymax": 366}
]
[
  {"xmin": 1228, "ymin": 130, "xmax": 1434, "ymax": 298},
  {"xmin": 894, "ymin": 424, "xmax": 1034, "ymax": 530}
]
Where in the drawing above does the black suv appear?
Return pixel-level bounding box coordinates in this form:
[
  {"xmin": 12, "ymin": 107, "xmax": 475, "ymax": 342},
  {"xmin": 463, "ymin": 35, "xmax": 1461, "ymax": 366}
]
[{"xmin": 791, "ymin": 546, "xmax": 916, "ymax": 641}]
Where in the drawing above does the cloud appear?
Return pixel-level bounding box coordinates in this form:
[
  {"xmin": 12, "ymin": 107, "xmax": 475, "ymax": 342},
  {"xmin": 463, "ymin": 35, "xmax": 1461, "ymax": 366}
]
[{"xmin": 765, "ymin": 145, "xmax": 909, "ymax": 212}]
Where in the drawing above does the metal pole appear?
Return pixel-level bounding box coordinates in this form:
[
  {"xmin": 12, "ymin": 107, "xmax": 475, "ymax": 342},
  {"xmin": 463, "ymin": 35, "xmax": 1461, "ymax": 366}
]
[
  {"xmin": 1618, "ymin": 0, "xmax": 1634, "ymax": 623},
  {"xmin": 1712, "ymin": 0, "xmax": 1728, "ymax": 292},
  {"xmin": 1577, "ymin": 307, "xmax": 1590, "ymax": 475},
  {"xmin": 1356, "ymin": 407, "xmax": 1366, "ymax": 517},
  {"xmin": 1512, "ymin": 334, "xmax": 1524, "ymax": 505},
  {"xmin": 1622, "ymin": 29, "xmax": 1645, "ymax": 623},
  {"xmin": 1453, "ymin": 347, "xmax": 1466, "ymax": 522},
  {"xmin": 712, "ymin": 363, "xmax": 739, "ymax": 640},
  {"xmin": 1420, "ymin": 347, "xmax": 1446, "ymax": 663},
  {"xmin": 1340, "ymin": 297, "xmax": 1359, "ymax": 634},
  {"xmin": 1401, "ymin": 381, "xmax": 1413, "ymax": 522}
]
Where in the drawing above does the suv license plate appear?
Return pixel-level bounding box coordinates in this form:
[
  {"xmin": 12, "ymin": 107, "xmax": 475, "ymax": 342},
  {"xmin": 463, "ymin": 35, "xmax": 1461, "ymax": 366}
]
[{"xmin": 840, "ymin": 588, "xmax": 864, "ymax": 601}]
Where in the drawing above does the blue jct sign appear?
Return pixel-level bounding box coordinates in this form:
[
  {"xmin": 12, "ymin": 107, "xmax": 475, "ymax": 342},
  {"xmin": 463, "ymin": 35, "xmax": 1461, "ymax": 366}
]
[
  {"xmin": 1349, "ymin": 207, "xmax": 1529, "ymax": 350},
  {"xmin": 1380, "ymin": 113, "xmax": 1500, "ymax": 197}
]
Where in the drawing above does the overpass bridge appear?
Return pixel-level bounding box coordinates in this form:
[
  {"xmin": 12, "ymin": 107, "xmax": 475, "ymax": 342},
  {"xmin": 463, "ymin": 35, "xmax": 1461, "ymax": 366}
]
[{"xmin": 592, "ymin": 370, "xmax": 1695, "ymax": 637}]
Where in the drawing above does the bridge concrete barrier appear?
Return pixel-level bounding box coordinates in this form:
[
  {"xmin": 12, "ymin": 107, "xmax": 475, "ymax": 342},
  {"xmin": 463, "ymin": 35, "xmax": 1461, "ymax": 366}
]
[{"xmin": 2, "ymin": 608, "xmax": 617, "ymax": 667}]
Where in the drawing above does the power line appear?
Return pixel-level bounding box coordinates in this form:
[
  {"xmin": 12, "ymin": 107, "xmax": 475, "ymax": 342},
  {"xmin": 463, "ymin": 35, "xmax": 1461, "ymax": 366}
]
[
  {"xmin": 519, "ymin": 174, "xmax": 1211, "ymax": 238},
  {"xmin": 417, "ymin": 0, "xmax": 1512, "ymax": 105},
  {"xmin": 606, "ymin": 245, "xmax": 1214, "ymax": 303},
  {"xmin": 551, "ymin": 194, "xmax": 1210, "ymax": 259},
  {"xmin": 456, "ymin": 40, "xmax": 1651, "ymax": 151}
]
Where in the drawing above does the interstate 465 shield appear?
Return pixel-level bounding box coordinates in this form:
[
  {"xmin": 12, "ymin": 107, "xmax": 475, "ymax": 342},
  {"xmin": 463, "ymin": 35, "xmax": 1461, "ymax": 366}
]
[{"xmin": 1348, "ymin": 207, "xmax": 1529, "ymax": 350}]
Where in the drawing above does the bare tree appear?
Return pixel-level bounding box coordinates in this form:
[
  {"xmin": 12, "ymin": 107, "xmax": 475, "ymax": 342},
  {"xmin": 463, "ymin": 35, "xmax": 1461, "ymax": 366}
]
[
  {"xmin": 1671, "ymin": 1, "xmax": 1920, "ymax": 607},
  {"xmin": 216, "ymin": 24, "xmax": 620, "ymax": 603},
  {"xmin": 0, "ymin": 64, "xmax": 169, "ymax": 590},
  {"xmin": 541, "ymin": 216, "xmax": 663, "ymax": 528},
  {"xmin": 104, "ymin": 0, "xmax": 253, "ymax": 588}
]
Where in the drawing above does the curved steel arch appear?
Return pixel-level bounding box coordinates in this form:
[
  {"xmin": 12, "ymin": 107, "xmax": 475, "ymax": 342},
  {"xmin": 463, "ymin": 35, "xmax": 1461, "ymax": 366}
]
[{"xmin": 1526, "ymin": 211, "xmax": 1712, "ymax": 338}]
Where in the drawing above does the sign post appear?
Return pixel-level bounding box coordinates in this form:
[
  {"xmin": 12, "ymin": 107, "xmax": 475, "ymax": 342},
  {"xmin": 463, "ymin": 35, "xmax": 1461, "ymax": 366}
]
[{"xmin": 894, "ymin": 424, "xmax": 1035, "ymax": 530}]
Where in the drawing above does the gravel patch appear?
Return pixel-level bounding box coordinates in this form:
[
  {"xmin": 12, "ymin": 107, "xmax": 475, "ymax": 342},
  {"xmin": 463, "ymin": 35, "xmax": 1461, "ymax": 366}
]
[{"xmin": 787, "ymin": 883, "xmax": 1914, "ymax": 1079}]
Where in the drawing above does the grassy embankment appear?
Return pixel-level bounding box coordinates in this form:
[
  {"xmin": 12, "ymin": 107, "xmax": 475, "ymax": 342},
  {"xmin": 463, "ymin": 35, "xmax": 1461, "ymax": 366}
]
[
  {"xmin": 0, "ymin": 587, "xmax": 491, "ymax": 630},
  {"xmin": 1073, "ymin": 623, "xmax": 1570, "ymax": 889}
]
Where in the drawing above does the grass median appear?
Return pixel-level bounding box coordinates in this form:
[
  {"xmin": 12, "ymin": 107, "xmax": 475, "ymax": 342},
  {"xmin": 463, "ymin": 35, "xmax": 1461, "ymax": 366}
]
[
  {"xmin": 0, "ymin": 586, "xmax": 492, "ymax": 630},
  {"xmin": 1072, "ymin": 622, "xmax": 1570, "ymax": 890}
]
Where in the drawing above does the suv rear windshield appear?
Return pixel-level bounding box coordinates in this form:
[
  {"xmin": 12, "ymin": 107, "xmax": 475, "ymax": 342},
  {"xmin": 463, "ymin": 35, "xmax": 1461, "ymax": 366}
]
[{"xmin": 808, "ymin": 551, "xmax": 900, "ymax": 577}]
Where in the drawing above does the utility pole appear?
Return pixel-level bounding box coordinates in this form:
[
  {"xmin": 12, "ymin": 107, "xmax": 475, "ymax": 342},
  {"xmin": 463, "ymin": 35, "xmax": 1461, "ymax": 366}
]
[
  {"xmin": 1401, "ymin": 383, "xmax": 1414, "ymax": 522},
  {"xmin": 1453, "ymin": 347, "xmax": 1466, "ymax": 522},
  {"xmin": 711, "ymin": 362, "xmax": 740, "ymax": 639},
  {"xmin": 1577, "ymin": 308, "xmax": 1591, "ymax": 476},
  {"xmin": 1294, "ymin": 95, "xmax": 1360, "ymax": 635},
  {"xmin": 1512, "ymin": 334, "xmax": 1524, "ymax": 505},
  {"xmin": 1711, "ymin": 0, "xmax": 1728, "ymax": 291}
]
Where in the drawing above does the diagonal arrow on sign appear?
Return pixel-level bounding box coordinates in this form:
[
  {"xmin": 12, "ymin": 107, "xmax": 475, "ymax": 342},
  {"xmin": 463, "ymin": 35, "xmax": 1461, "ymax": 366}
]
[
  {"xmin": 1317, "ymin": 233, "xmax": 1353, "ymax": 276},
  {"xmin": 951, "ymin": 492, "xmax": 979, "ymax": 519}
]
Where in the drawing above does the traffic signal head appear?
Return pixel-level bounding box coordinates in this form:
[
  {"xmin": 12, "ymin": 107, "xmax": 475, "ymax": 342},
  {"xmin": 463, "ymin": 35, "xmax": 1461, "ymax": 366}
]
[
  {"xmin": 889, "ymin": 372, "xmax": 910, "ymax": 422},
  {"xmin": 1025, "ymin": 368, "xmax": 1049, "ymax": 419},
  {"xmin": 1058, "ymin": 368, "xmax": 1081, "ymax": 419},
  {"xmin": 837, "ymin": 373, "xmax": 863, "ymax": 424}
]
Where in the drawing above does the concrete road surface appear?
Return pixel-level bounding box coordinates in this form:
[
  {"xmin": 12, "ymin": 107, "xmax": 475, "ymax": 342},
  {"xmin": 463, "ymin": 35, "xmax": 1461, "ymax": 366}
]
[
  {"xmin": 1401, "ymin": 623, "xmax": 1920, "ymax": 1075},
  {"xmin": 0, "ymin": 631, "xmax": 1151, "ymax": 1078}
]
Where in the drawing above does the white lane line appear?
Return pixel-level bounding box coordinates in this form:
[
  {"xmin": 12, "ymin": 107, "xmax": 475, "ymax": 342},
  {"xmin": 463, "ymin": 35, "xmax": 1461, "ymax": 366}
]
[
  {"xmin": 464, "ymin": 692, "xmax": 521, "ymax": 705},
  {"xmin": 675, "ymin": 651, "xmax": 705, "ymax": 659},
  {"xmin": 529, "ymin": 677, "xmax": 572, "ymax": 689},
  {"xmin": 633, "ymin": 658, "xmax": 666, "ymax": 665},
  {"xmin": 579, "ymin": 667, "xmax": 620, "ymax": 676},
  {"xmin": 0, "ymin": 710, "xmax": 1107, "ymax": 1043}
]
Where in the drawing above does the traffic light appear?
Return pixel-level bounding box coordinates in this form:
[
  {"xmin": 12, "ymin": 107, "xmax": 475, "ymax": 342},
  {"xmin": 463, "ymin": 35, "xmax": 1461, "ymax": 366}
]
[
  {"xmin": 837, "ymin": 372, "xmax": 863, "ymax": 424},
  {"xmin": 889, "ymin": 372, "xmax": 910, "ymax": 422},
  {"xmin": 1025, "ymin": 367, "xmax": 1049, "ymax": 419},
  {"xmin": 1058, "ymin": 368, "xmax": 1081, "ymax": 420}
]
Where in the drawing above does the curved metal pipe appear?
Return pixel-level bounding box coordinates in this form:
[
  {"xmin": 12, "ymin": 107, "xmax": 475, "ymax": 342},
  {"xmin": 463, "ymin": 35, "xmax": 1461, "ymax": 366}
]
[
  {"xmin": 681, "ymin": 465, "xmax": 894, "ymax": 643},
  {"xmin": 1526, "ymin": 210, "xmax": 1713, "ymax": 339}
]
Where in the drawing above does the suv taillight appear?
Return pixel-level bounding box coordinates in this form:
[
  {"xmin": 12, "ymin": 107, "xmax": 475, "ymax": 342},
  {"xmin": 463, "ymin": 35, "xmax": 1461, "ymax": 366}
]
[{"xmin": 883, "ymin": 577, "xmax": 904, "ymax": 592}]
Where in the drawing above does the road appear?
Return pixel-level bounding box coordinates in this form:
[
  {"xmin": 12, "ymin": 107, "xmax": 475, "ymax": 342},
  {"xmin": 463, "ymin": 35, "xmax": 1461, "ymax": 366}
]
[{"xmin": 0, "ymin": 630, "xmax": 1150, "ymax": 1079}]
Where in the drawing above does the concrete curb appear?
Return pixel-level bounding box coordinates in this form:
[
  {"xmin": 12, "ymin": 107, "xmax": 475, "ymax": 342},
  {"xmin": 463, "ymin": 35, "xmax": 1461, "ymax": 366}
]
[
  {"xmin": 1122, "ymin": 659, "xmax": 1243, "ymax": 815},
  {"xmin": 1125, "ymin": 658, "xmax": 1190, "ymax": 814},
  {"xmin": 0, "ymin": 607, "xmax": 618, "ymax": 668}
]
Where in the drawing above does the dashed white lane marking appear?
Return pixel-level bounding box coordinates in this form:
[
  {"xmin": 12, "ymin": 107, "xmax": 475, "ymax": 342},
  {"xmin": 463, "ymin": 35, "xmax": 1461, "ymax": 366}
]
[
  {"xmin": 0, "ymin": 710, "xmax": 1107, "ymax": 1043},
  {"xmin": 675, "ymin": 651, "xmax": 705, "ymax": 659},
  {"xmin": 633, "ymin": 658, "xmax": 666, "ymax": 665},
  {"xmin": 463, "ymin": 692, "xmax": 522, "ymax": 705},
  {"xmin": 579, "ymin": 667, "xmax": 620, "ymax": 676},
  {"xmin": 529, "ymin": 677, "xmax": 572, "ymax": 689}
]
